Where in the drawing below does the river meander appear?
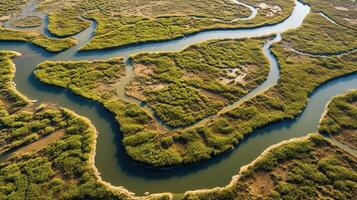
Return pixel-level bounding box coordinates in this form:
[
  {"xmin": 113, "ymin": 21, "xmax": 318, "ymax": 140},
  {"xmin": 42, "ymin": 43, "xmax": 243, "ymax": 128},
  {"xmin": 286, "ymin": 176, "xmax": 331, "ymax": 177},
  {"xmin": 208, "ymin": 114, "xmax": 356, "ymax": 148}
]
[{"xmin": 0, "ymin": 0, "xmax": 356, "ymax": 195}]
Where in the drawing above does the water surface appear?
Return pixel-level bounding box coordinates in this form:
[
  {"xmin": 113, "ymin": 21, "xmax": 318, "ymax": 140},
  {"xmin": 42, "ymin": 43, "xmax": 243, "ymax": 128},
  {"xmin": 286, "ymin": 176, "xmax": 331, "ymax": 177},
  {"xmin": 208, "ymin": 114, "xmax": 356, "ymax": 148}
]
[{"xmin": 1, "ymin": 1, "xmax": 356, "ymax": 195}]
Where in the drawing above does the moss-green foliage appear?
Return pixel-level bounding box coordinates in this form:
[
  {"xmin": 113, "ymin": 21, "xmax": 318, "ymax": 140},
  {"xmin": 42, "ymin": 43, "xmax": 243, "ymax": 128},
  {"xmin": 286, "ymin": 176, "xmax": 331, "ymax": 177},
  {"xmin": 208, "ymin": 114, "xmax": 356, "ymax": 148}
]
[
  {"xmin": 302, "ymin": 0, "xmax": 357, "ymax": 30},
  {"xmin": 283, "ymin": 13, "xmax": 357, "ymax": 54},
  {"xmin": 0, "ymin": 0, "xmax": 25, "ymax": 18},
  {"xmin": 319, "ymin": 90, "xmax": 357, "ymax": 135},
  {"xmin": 0, "ymin": 108, "xmax": 128, "ymax": 199},
  {"xmin": 319, "ymin": 90, "xmax": 357, "ymax": 149},
  {"xmin": 172, "ymin": 37, "xmax": 357, "ymax": 166},
  {"xmin": 47, "ymin": 11, "xmax": 91, "ymax": 37},
  {"xmin": 11, "ymin": 16, "xmax": 42, "ymax": 28},
  {"xmin": 35, "ymin": 59, "xmax": 125, "ymax": 100},
  {"xmin": 204, "ymin": 42, "xmax": 356, "ymax": 151},
  {"xmin": 130, "ymin": 38, "xmax": 269, "ymax": 127},
  {"xmin": 148, "ymin": 83, "xmax": 223, "ymax": 127},
  {"xmin": 32, "ymin": 0, "xmax": 357, "ymax": 168},
  {"xmin": 0, "ymin": 28, "xmax": 77, "ymax": 52},
  {"xmin": 0, "ymin": 52, "xmax": 131, "ymax": 199},
  {"xmin": 0, "ymin": 51, "xmax": 29, "ymax": 112},
  {"xmin": 39, "ymin": 0, "xmax": 252, "ymax": 23},
  {"xmin": 0, "ymin": 106, "xmax": 65, "ymax": 155},
  {"xmin": 31, "ymin": 35, "xmax": 78, "ymax": 52},
  {"xmin": 183, "ymin": 135, "xmax": 357, "ymax": 200},
  {"xmin": 82, "ymin": 0, "xmax": 295, "ymax": 50},
  {"xmin": 35, "ymin": 28, "xmax": 357, "ymax": 167},
  {"xmin": 36, "ymin": 0, "xmax": 294, "ymax": 50}
]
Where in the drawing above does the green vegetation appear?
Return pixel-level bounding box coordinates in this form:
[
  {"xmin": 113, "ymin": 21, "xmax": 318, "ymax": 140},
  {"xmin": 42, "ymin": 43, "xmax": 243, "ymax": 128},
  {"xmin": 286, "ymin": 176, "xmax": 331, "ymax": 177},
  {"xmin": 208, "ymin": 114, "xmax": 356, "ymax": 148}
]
[
  {"xmin": 178, "ymin": 38, "xmax": 356, "ymax": 165},
  {"xmin": 302, "ymin": 0, "xmax": 357, "ymax": 30},
  {"xmin": 319, "ymin": 90, "xmax": 357, "ymax": 149},
  {"xmin": 34, "ymin": 58, "xmax": 179, "ymax": 166},
  {"xmin": 129, "ymin": 38, "xmax": 269, "ymax": 127},
  {"xmin": 0, "ymin": 104, "xmax": 62, "ymax": 156},
  {"xmin": 0, "ymin": 0, "xmax": 25, "ymax": 19},
  {"xmin": 283, "ymin": 13, "xmax": 357, "ymax": 54},
  {"xmin": 1, "ymin": 0, "xmax": 295, "ymax": 50},
  {"xmin": 0, "ymin": 28, "xmax": 77, "ymax": 52},
  {"xmin": 35, "ymin": 58, "xmax": 126, "ymax": 100},
  {"xmin": 0, "ymin": 51, "xmax": 29, "ymax": 113},
  {"xmin": 183, "ymin": 134, "xmax": 357, "ymax": 199},
  {"xmin": 34, "ymin": 0, "xmax": 295, "ymax": 49},
  {"xmin": 0, "ymin": 51, "xmax": 127, "ymax": 199},
  {"xmin": 34, "ymin": 37, "xmax": 271, "ymax": 165},
  {"xmin": 35, "ymin": 12, "xmax": 357, "ymax": 167},
  {"xmin": 82, "ymin": 0, "xmax": 294, "ymax": 50},
  {"xmin": 11, "ymin": 16, "xmax": 42, "ymax": 28},
  {"xmin": 0, "ymin": 106, "xmax": 133, "ymax": 199},
  {"xmin": 47, "ymin": 12, "xmax": 91, "ymax": 37}
]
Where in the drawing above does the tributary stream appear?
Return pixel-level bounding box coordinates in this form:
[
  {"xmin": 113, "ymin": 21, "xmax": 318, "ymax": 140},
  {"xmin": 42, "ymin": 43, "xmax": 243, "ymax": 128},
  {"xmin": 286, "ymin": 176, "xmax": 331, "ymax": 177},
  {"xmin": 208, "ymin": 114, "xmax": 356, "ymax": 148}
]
[{"xmin": 1, "ymin": 0, "xmax": 356, "ymax": 195}]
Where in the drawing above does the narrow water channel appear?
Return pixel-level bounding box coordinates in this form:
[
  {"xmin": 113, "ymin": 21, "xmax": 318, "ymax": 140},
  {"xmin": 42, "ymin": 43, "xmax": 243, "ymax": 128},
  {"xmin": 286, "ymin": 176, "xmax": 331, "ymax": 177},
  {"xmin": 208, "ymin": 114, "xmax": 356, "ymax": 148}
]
[{"xmin": 0, "ymin": 0, "xmax": 356, "ymax": 195}]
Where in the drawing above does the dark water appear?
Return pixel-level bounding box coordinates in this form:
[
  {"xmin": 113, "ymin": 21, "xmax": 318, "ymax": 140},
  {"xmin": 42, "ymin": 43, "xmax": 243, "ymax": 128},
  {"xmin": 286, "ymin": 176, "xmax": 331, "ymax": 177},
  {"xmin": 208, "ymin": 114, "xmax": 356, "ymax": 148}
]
[{"xmin": 0, "ymin": 0, "xmax": 356, "ymax": 195}]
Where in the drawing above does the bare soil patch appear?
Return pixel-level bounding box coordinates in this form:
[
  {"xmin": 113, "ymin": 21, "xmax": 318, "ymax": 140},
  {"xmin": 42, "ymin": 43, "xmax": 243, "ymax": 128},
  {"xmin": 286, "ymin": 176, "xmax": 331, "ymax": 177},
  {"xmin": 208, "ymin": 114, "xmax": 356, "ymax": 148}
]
[
  {"xmin": 333, "ymin": 129, "xmax": 357, "ymax": 150},
  {"xmin": 247, "ymin": 171, "xmax": 274, "ymax": 196},
  {"xmin": 14, "ymin": 129, "xmax": 65, "ymax": 155}
]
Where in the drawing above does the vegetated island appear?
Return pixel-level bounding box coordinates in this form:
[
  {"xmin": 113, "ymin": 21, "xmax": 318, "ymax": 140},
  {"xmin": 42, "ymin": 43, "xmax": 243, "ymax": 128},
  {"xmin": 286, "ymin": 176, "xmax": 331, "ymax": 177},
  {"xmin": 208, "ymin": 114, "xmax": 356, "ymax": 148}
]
[
  {"xmin": 0, "ymin": 0, "xmax": 77, "ymax": 53},
  {"xmin": 183, "ymin": 89, "xmax": 357, "ymax": 200},
  {"xmin": 128, "ymin": 38, "xmax": 270, "ymax": 128},
  {"xmin": 183, "ymin": 133, "xmax": 357, "ymax": 199},
  {"xmin": 11, "ymin": 16, "xmax": 42, "ymax": 28},
  {"xmin": 2, "ymin": 50, "xmax": 356, "ymax": 199},
  {"xmin": 0, "ymin": 28, "xmax": 78, "ymax": 53},
  {"xmin": 319, "ymin": 89, "xmax": 357, "ymax": 150},
  {"xmin": 0, "ymin": 0, "xmax": 356, "ymax": 199},
  {"xmin": 0, "ymin": 51, "xmax": 172, "ymax": 199},
  {"xmin": 0, "ymin": 0, "xmax": 296, "ymax": 51},
  {"xmin": 35, "ymin": 8, "xmax": 357, "ymax": 167}
]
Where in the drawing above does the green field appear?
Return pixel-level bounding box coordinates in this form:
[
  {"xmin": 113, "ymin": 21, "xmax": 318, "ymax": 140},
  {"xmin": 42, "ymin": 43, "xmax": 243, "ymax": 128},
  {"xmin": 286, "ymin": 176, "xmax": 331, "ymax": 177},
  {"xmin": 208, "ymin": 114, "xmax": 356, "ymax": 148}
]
[{"xmin": 0, "ymin": 0, "xmax": 356, "ymax": 199}]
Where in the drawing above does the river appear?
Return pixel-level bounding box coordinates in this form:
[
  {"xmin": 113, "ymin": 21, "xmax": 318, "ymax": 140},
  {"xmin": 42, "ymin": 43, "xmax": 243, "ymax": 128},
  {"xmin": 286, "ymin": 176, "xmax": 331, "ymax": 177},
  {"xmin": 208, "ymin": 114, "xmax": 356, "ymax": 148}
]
[{"xmin": 0, "ymin": 0, "xmax": 356, "ymax": 195}]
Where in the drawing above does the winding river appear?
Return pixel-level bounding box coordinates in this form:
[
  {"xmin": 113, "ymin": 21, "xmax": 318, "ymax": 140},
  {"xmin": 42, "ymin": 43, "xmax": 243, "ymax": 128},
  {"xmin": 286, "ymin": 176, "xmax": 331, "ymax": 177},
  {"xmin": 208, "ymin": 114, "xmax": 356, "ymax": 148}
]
[{"xmin": 0, "ymin": 0, "xmax": 356, "ymax": 195}]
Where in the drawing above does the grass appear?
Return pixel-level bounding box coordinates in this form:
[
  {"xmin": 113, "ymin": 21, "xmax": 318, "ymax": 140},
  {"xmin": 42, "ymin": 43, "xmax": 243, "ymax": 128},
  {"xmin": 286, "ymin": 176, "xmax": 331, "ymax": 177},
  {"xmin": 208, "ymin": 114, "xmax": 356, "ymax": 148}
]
[
  {"xmin": 283, "ymin": 13, "xmax": 357, "ymax": 54},
  {"xmin": 183, "ymin": 134, "xmax": 357, "ymax": 199},
  {"xmin": 0, "ymin": 51, "xmax": 169, "ymax": 200},
  {"xmin": 11, "ymin": 16, "xmax": 42, "ymax": 28},
  {"xmin": 129, "ymin": 38, "xmax": 269, "ymax": 127},
  {"xmin": 0, "ymin": 0, "xmax": 25, "ymax": 20},
  {"xmin": 34, "ymin": 28, "xmax": 357, "ymax": 167},
  {"xmin": 319, "ymin": 90, "xmax": 357, "ymax": 149},
  {"xmin": 34, "ymin": 0, "xmax": 295, "ymax": 49},
  {"xmin": 0, "ymin": 51, "xmax": 29, "ymax": 113},
  {"xmin": 1, "ymin": 0, "xmax": 295, "ymax": 50},
  {"xmin": 0, "ymin": 28, "xmax": 77, "ymax": 52},
  {"xmin": 123, "ymin": 22, "xmax": 357, "ymax": 167},
  {"xmin": 0, "ymin": 107, "xmax": 131, "ymax": 199},
  {"xmin": 47, "ymin": 11, "xmax": 91, "ymax": 37},
  {"xmin": 35, "ymin": 58, "xmax": 126, "ymax": 100},
  {"xmin": 302, "ymin": 0, "xmax": 357, "ymax": 30},
  {"xmin": 32, "ymin": 0, "xmax": 357, "ymax": 168}
]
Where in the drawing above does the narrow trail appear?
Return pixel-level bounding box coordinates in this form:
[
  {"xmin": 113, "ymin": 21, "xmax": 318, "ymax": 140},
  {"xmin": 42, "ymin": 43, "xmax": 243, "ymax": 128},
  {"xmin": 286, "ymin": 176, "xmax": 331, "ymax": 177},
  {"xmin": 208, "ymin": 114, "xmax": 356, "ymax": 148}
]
[{"xmin": 290, "ymin": 48, "xmax": 357, "ymax": 57}]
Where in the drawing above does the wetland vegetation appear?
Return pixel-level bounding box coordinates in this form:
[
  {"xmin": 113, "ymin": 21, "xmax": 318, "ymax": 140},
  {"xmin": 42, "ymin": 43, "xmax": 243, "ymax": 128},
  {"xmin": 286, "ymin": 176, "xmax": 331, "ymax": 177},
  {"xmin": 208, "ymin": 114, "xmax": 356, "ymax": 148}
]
[
  {"xmin": 129, "ymin": 38, "xmax": 269, "ymax": 127},
  {"xmin": 34, "ymin": 21, "xmax": 357, "ymax": 167},
  {"xmin": 11, "ymin": 16, "xmax": 42, "ymax": 28},
  {"xmin": 0, "ymin": 0, "xmax": 356, "ymax": 198},
  {"xmin": 0, "ymin": 28, "xmax": 77, "ymax": 52},
  {"xmin": 0, "ymin": 51, "xmax": 124, "ymax": 199},
  {"xmin": 319, "ymin": 90, "xmax": 357, "ymax": 150},
  {"xmin": 183, "ymin": 134, "xmax": 357, "ymax": 200},
  {"xmin": 34, "ymin": 0, "xmax": 295, "ymax": 50},
  {"xmin": 302, "ymin": 0, "xmax": 357, "ymax": 30},
  {"xmin": 283, "ymin": 13, "xmax": 357, "ymax": 54}
]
